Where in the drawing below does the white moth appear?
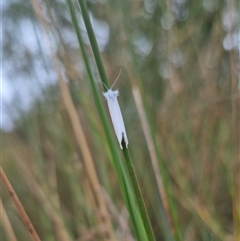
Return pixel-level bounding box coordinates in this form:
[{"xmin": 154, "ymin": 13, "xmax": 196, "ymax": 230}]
[{"xmin": 103, "ymin": 72, "xmax": 128, "ymax": 149}]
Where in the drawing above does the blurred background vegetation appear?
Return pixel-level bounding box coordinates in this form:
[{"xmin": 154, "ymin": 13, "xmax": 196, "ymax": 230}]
[{"xmin": 1, "ymin": 0, "xmax": 239, "ymax": 240}]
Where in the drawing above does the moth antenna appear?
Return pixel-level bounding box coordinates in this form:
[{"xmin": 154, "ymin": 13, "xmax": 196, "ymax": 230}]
[
  {"xmin": 111, "ymin": 69, "xmax": 122, "ymax": 89},
  {"xmin": 101, "ymin": 81, "xmax": 109, "ymax": 91}
]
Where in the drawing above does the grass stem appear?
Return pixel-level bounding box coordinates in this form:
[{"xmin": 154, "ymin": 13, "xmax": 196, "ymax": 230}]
[
  {"xmin": 0, "ymin": 167, "xmax": 41, "ymax": 241},
  {"xmin": 121, "ymin": 142, "xmax": 156, "ymax": 241},
  {"xmin": 77, "ymin": 0, "xmax": 109, "ymax": 90}
]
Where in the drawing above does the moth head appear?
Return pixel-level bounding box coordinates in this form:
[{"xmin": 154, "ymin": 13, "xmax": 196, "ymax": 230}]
[{"xmin": 102, "ymin": 89, "xmax": 118, "ymax": 101}]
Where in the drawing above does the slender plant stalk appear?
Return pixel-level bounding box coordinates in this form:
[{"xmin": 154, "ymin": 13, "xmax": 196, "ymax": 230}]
[
  {"xmin": 121, "ymin": 142, "xmax": 156, "ymax": 241},
  {"xmin": 74, "ymin": 1, "xmax": 156, "ymax": 240},
  {"xmin": 64, "ymin": 3, "xmax": 147, "ymax": 239},
  {"xmin": 0, "ymin": 167, "xmax": 41, "ymax": 241},
  {"xmin": 77, "ymin": 0, "xmax": 109, "ymax": 90}
]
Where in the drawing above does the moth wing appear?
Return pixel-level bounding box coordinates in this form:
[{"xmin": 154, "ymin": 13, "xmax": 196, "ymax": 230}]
[{"xmin": 107, "ymin": 97, "xmax": 128, "ymax": 149}]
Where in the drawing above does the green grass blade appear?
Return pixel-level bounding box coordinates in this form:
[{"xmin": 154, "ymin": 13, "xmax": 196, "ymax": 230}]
[{"xmin": 66, "ymin": 0, "xmax": 150, "ymax": 240}]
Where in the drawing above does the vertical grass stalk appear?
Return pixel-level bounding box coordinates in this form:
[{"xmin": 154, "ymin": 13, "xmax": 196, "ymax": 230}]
[
  {"xmin": 68, "ymin": 0, "xmax": 156, "ymax": 240},
  {"xmin": 122, "ymin": 142, "xmax": 156, "ymax": 241},
  {"xmin": 66, "ymin": 0, "xmax": 148, "ymax": 240}
]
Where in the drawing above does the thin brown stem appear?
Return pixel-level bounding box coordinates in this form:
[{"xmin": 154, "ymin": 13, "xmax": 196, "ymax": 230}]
[{"xmin": 0, "ymin": 167, "xmax": 41, "ymax": 241}]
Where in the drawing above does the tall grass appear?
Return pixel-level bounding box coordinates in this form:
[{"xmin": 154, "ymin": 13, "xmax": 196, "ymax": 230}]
[{"xmin": 2, "ymin": 0, "xmax": 239, "ymax": 241}]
